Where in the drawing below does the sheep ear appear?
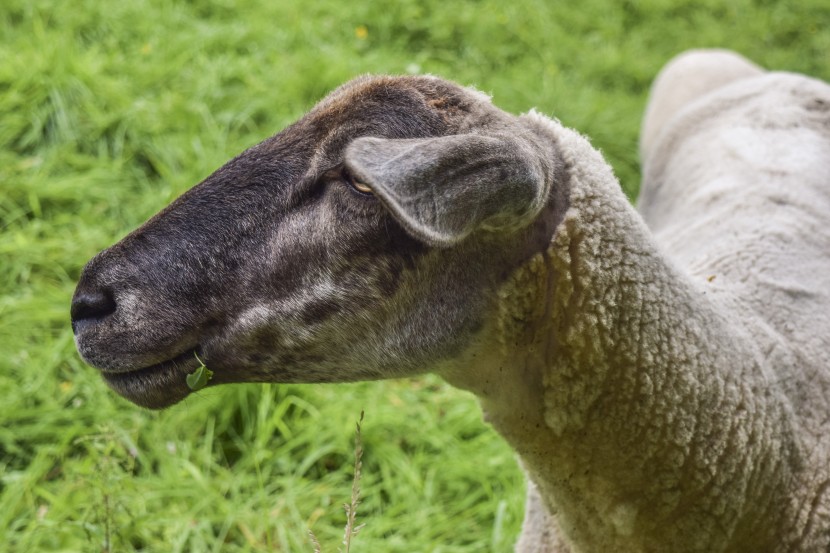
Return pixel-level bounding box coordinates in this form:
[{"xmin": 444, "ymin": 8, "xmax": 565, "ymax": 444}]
[{"xmin": 344, "ymin": 133, "xmax": 550, "ymax": 246}]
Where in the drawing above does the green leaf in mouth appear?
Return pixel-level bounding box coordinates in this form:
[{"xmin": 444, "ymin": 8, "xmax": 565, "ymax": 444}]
[{"xmin": 186, "ymin": 353, "xmax": 213, "ymax": 391}]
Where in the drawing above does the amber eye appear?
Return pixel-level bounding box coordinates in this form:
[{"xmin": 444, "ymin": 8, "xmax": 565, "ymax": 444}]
[{"xmin": 343, "ymin": 168, "xmax": 373, "ymax": 195}]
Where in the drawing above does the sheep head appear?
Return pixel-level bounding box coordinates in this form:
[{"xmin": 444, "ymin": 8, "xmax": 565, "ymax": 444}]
[{"xmin": 71, "ymin": 75, "xmax": 566, "ymax": 408}]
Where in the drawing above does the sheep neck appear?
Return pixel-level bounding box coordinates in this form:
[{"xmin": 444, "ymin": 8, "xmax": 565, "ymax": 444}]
[{"xmin": 441, "ymin": 122, "xmax": 798, "ymax": 552}]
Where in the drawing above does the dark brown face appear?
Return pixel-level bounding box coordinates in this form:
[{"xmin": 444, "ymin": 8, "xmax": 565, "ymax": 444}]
[{"xmin": 71, "ymin": 75, "xmax": 564, "ymax": 409}]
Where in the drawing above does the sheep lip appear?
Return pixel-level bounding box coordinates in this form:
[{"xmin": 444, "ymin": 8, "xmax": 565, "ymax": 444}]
[
  {"xmin": 100, "ymin": 349, "xmax": 202, "ymax": 409},
  {"xmin": 99, "ymin": 349, "xmax": 198, "ymax": 376}
]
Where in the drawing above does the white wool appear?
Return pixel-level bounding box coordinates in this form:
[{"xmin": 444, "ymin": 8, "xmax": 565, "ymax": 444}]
[{"xmin": 447, "ymin": 52, "xmax": 830, "ymax": 552}]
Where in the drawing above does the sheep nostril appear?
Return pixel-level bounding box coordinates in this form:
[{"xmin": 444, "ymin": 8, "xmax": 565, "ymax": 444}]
[{"xmin": 71, "ymin": 289, "xmax": 117, "ymax": 334}]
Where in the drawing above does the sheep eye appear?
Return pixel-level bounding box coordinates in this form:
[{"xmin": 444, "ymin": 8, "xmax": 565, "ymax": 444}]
[{"xmin": 342, "ymin": 168, "xmax": 373, "ymax": 195}]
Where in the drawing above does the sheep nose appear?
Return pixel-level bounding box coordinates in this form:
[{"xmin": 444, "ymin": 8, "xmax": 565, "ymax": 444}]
[{"xmin": 71, "ymin": 287, "xmax": 117, "ymax": 335}]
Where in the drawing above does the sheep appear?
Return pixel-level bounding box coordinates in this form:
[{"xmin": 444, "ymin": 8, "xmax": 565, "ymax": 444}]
[{"xmin": 71, "ymin": 49, "xmax": 830, "ymax": 551}]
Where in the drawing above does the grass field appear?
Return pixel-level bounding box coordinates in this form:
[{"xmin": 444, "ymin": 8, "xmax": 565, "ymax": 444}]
[{"xmin": 1, "ymin": 0, "xmax": 828, "ymax": 551}]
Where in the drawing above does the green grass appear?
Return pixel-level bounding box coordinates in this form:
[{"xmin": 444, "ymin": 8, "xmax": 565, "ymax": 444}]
[{"xmin": 1, "ymin": 0, "xmax": 828, "ymax": 551}]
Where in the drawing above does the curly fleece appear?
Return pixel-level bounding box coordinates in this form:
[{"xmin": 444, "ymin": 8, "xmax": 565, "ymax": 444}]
[{"xmin": 459, "ymin": 62, "xmax": 830, "ymax": 552}]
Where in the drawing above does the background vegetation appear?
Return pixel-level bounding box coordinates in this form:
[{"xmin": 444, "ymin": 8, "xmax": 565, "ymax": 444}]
[{"xmin": 1, "ymin": 0, "xmax": 828, "ymax": 551}]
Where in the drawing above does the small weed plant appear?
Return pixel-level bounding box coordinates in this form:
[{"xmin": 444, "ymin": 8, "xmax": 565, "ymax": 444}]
[{"xmin": 309, "ymin": 411, "xmax": 366, "ymax": 553}]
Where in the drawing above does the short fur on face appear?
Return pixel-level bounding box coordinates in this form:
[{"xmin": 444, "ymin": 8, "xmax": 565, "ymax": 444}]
[{"xmin": 72, "ymin": 75, "xmax": 567, "ymax": 408}]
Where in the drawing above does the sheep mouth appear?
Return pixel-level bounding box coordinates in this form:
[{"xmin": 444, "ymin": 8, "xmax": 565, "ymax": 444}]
[{"xmin": 100, "ymin": 349, "xmax": 202, "ymax": 409}]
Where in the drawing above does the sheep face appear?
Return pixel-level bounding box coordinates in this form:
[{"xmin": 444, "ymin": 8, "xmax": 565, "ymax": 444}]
[{"xmin": 71, "ymin": 76, "xmax": 563, "ymax": 409}]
